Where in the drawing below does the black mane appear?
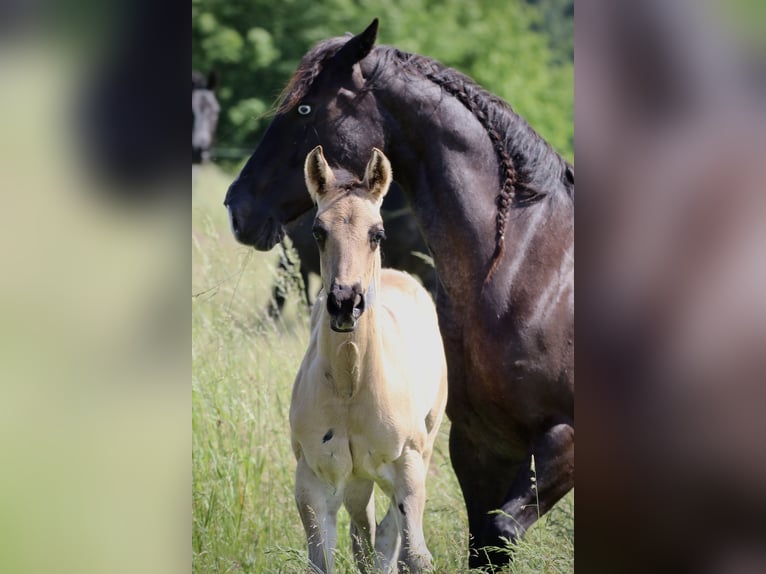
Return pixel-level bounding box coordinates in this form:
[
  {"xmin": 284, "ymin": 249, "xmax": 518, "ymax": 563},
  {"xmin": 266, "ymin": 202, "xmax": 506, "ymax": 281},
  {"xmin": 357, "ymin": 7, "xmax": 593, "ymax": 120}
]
[
  {"xmin": 372, "ymin": 46, "xmax": 572, "ymax": 281},
  {"xmin": 278, "ymin": 38, "xmax": 348, "ymax": 113},
  {"xmin": 376, "ymin": 47, "xmax": 571, "ymax": 200}
]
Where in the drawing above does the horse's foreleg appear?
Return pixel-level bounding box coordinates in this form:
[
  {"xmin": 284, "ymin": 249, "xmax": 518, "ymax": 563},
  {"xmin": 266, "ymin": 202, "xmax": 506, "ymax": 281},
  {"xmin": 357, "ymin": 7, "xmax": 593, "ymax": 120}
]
[
  {"xmin": 449, "ymin": 422, "xmax": 515, "ymax": 569},
  {"xmin": 493, "ymin": 422, "xmax": 574, "ymax": 543},
  {"xmin": 295, "ymin": 457, "xmax": 341, "ymax": 573},
  {"xmin": 392, "ymin": 448, "xmax": 433, "ymax": 573},
  {"xmin": 343, "ymin": 478, "xmax": 376, "ymax": 573}
]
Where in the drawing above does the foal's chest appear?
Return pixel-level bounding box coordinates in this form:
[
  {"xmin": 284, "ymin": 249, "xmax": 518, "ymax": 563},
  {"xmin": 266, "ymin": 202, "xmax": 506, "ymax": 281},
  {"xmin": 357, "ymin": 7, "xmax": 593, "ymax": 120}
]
[{"xmin": 292, "ymin": 391, "xmax": 406, "ymax": 488}]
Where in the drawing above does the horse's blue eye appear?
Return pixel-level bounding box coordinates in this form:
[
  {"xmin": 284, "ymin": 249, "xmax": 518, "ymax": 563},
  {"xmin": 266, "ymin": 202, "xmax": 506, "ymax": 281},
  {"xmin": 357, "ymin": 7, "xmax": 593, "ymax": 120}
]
[{"xmin": 297, "ymin": 104, "xmax": 312, "ymax": 116}]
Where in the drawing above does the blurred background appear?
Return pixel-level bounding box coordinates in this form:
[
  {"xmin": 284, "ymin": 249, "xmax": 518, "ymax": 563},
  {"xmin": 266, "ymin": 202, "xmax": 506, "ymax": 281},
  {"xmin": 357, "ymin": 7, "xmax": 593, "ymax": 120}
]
[
  {"xmin": 577, "ymin": 0, "xmax": 766, "ymax": 572},
  {"xmin": 0, "ymin": 1, "xmax": 187, "ymax": 573}
]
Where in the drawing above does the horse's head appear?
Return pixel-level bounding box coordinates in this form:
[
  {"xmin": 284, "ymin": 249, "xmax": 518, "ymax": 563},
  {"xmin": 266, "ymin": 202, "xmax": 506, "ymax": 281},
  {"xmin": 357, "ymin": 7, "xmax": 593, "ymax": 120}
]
[
  {"xmin": 192, "ymin": 70, "xmax": 219, "ymax": 164},
  {"xmin": 224, "ymin": 19, "xmax": 385, "ymax": 250},
  {"xmin": 305, "ymin": 145, "xmax": 391, "ymax": 332}
]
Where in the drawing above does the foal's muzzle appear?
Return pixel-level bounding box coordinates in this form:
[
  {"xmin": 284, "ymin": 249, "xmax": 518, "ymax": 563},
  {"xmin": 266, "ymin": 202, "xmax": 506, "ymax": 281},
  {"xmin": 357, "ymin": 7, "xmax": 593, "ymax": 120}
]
[{"xmin": 327, "ymin": 282, "xmax": 366, "ymax": 332}]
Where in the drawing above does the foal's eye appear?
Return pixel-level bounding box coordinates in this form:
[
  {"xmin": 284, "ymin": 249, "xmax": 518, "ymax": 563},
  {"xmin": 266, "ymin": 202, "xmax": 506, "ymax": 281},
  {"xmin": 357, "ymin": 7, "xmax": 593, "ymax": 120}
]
[
  {"xmin": 369, "ymin": 228, "xmax": 386, "ymax": 248},
  {"xmin": 297, "ymin": 104, "xmax": 312, "ymax": 116}
]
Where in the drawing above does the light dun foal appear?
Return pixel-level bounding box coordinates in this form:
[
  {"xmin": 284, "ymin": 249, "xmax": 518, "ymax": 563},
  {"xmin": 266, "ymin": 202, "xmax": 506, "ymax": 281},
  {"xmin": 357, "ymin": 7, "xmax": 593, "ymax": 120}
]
[{"xmin": 290, "ymin": 146, "xmax": 448, "ymax": 573}]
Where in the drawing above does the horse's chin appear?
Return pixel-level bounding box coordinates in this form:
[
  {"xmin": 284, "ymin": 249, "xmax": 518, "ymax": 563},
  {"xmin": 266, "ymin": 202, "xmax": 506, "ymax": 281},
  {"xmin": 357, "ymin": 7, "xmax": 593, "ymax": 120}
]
[
  {"xmin": 231, "ymin": 218, "xmax": 282, "ymax": 250},
  {"xmin": 252, "ymin": 224, "xmax": 285, "ymax": 250}
]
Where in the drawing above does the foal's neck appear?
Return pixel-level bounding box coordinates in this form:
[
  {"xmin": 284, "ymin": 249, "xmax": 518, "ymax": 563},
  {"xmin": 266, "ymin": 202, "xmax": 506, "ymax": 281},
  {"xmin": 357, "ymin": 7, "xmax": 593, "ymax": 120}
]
[{"xmin": 319, "ymin": 265, "xmax": 382, "ymax": 399}]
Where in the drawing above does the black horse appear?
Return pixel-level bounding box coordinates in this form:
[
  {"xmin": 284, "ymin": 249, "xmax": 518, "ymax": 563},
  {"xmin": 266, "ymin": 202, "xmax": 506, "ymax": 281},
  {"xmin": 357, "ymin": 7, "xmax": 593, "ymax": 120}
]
[{"xmin": 225, "ymin": 20, "xmax": 573, "ymax": 568}]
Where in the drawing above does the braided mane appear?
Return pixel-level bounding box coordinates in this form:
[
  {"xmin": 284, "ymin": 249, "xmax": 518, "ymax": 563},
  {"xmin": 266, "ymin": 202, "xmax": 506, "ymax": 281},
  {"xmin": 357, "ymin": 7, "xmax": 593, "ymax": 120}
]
[{"xmin": 378, "ymin": 48, "xmax": 570, "ymax": 284}]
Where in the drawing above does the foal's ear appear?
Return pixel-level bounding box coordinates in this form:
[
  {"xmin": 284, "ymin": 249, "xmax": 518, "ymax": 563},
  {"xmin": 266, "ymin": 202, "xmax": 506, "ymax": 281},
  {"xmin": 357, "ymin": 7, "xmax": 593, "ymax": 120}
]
[
  {"xmin": 334, "ymin": 18, "xmax": 378, "ymax": 68},
  {"xmin": 364, "ymin": 148, "xmax": 392, "ymax": 203},
  {"xmin": 304, "ymin": 146, "xmax": 334, "ymax": 203}
]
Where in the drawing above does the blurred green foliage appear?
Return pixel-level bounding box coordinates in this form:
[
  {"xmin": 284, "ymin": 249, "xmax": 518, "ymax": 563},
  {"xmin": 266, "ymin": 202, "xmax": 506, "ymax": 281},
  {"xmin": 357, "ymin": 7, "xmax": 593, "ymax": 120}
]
[
  {"xmin": 527, "ymin": 0, "xmax": 574, "ymax": 64},
  {"xmin": 192, "ymin": 0, "xmax": 573, "ymax": 166}
]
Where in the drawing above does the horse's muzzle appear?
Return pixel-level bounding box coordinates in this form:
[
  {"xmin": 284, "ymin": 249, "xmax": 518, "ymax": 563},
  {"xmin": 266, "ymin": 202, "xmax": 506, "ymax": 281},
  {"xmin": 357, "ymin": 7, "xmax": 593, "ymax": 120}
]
[
  {"xmin": 224, "ymin": 190, "xmax": 284, "ymax": 250},
  {"xmin": 327, "ymin": 282, "xmax": 365, "ymax": 332}
]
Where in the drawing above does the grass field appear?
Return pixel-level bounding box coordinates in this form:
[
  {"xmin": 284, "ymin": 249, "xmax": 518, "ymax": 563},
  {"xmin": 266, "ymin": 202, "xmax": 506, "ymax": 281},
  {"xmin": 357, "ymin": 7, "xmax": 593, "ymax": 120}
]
[{"xmin": 192, "ymin": 165, "xmax": 573, "ymax": 573}]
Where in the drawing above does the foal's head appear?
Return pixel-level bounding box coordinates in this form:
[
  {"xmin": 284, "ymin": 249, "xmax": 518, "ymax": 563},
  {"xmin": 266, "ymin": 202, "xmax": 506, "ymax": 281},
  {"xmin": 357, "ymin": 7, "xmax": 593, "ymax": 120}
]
[{"xmin": 304, "ymin": 146, "xmax": 392, "ymax": 332}]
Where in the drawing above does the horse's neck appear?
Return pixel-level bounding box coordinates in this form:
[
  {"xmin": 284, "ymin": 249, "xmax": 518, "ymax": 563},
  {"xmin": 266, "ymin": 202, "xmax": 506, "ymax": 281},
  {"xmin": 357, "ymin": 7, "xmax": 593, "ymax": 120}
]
[
  {"xmin": 371, "ymin": 63, "xmax": 572, "ymax": 309},
  {"xmin": 373, "ymin": 73, "xmax": 504, "ymax": 293}
]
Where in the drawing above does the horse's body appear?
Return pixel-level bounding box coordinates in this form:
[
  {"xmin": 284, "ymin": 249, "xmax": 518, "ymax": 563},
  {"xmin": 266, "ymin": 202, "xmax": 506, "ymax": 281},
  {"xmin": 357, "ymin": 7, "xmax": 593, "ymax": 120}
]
[
  {"xmin": 225, "ymin": 20, "xmax": 573, "ymax": 567},
  {"xmin": 270, "ymin": 183, "xmax": 436, "ymax": 317},
  {"xmin": 192, "ymin": 70, "xmax": 219, "ymax": 164},
  {"xmin": 291, "ymin": 147, "xmax": 447, "ymax": 573}
]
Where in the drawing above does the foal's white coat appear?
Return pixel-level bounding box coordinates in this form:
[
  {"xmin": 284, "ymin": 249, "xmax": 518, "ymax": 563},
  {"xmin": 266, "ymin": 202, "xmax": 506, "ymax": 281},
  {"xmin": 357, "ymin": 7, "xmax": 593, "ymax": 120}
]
[{"xmin": 290, "ymin": 147, "xmax": 447, "ymax": 573}]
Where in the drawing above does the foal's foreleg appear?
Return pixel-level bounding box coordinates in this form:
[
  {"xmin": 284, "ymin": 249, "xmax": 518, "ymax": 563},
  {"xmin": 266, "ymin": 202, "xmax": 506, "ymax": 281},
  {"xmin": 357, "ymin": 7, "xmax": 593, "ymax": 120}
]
[
  {"xmin": 392, "ymin": 447, "xmax": 433, "ymax": 573},
  {"xmin": 375, "ymin": 505, "xmax": 401, "ymax": 573},
  {"xmin": 343, "ymin": 478, "xmax": 376, "ymax": 573},
  {"xmin": 295, "ymin": 457, "xmax": 342, "ymax": 573}
]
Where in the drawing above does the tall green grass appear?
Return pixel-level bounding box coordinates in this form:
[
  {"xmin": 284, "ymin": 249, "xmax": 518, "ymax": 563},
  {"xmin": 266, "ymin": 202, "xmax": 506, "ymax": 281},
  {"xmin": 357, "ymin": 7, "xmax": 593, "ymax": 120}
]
[{"xmin": 192, "ymin": 165, "xmax": 573, "ymax": 573}]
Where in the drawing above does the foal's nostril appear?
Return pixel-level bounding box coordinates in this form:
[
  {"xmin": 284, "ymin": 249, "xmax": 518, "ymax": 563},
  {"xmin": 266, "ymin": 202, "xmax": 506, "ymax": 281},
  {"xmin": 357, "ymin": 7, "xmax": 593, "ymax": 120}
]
[
  {"xmin": 326, "ymin": 291, "xmax": 345, "ymax": 316},
  {"xmin": 327, "ymin": 283, "xmax": 365, "ymax": 317},
  {"xmin": 355, "ymin": 292, "xmax": 365, "ymax": 313}
]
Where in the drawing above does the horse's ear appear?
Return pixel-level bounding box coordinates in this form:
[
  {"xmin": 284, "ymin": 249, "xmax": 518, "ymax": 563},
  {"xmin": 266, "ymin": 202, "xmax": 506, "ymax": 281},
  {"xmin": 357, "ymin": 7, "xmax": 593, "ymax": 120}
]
[
  {"xmin": 364, "ymin": 147, "xmax": 392, "ymax": 203},
  {"xmin": 334, "ymin": 18, "xmax": 378, "ymax": 69},
  {"xmin": 304, "ymin": 146, "xmax": 334, "ymax": 202}
]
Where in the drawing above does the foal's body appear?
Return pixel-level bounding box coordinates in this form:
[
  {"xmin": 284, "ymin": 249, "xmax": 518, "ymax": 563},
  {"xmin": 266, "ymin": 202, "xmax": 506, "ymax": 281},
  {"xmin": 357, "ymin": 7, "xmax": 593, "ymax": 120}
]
[{"xmin": 291, "ymin": 147, "xmax": 447, "ymax": 573}]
